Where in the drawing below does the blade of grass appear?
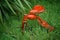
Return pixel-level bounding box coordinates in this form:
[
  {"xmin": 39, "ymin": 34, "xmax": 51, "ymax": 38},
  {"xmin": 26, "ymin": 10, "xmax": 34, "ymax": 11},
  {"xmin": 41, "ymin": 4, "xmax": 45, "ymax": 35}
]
[
  {"xmin": 17, "ymin": 0, "xmax": 26, "ymax": 13},
  {"xmin": 14, "ymin": 0, "xmax": 26, "ymax": 14},
  {"xmin": 1, "ymin": 5, "xmax": 10, "ymax": 22},
  {"xmin": 0, "ymin": 10, "xmax": 3, "ymax": 23},
  {"xmin": 5, "ymin": 0, "xmax": 16, "ymax": 15},
  {"xmin": 9, "ymin": 0, "xmax": 24, "ymax": 14},
  {"xmin": 24, "ymin": 0, "xmax": 32, "ymax": 9}
]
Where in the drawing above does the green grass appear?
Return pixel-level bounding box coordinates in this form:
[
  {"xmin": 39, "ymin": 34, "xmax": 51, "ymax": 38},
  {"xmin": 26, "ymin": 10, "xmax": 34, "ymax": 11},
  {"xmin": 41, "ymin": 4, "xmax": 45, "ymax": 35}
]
[{"xmin": 0, "ymin": 0, "xmax": 60, "ymax": 40}]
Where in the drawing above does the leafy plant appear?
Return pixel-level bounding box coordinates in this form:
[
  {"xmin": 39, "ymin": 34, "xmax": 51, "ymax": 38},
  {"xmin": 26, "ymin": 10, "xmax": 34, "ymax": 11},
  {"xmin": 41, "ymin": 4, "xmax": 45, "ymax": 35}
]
[{"xmin": 0, "ymin": 0, "xmax": 60, "ymax": 40}]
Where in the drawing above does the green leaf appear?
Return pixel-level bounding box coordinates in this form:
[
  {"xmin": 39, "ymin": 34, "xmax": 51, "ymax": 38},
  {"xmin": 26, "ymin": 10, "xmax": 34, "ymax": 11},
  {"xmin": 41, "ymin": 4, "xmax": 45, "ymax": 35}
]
[
  {"xmin": 24, "ymin": 0, "xmax": 32, "ymax": 9},
  {"xmin": 17, "ymin": 0, "xmax": 26, "ymax": 13},
  {"xmin": 1, "ymin": 5, "xmax": 9, "ymax": 21},
  {"xmin": 0, "ymin": 10, "xmax": 3, "ymax": 23},
  {"xmin": 5, "ymin": 0, "xmax": 16, "ymax": 15}
]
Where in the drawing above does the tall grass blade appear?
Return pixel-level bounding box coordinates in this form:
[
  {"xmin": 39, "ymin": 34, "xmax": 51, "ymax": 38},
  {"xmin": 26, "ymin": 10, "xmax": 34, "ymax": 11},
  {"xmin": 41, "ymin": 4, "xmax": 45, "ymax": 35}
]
[
  {"xmin": 24, "ymin": 0, "xmax": 32, "ymax": 9},
  {"xmin": 5, "ymin": 0, "xmax": 16, "ymax": 15}
]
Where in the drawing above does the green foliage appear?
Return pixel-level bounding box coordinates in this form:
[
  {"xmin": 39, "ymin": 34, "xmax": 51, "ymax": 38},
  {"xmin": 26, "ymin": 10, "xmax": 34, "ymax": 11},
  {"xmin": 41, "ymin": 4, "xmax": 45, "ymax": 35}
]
[{"xmin": 0, "ymin": 0, "xmax": 60, "ymax": 40}]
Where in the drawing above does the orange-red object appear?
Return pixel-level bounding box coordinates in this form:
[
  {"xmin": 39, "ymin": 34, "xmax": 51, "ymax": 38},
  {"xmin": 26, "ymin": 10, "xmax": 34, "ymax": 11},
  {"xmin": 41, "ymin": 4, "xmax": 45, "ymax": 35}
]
[
  {"xmin": 22, "ymin": 5, "xmax": 54, "ymax": 32},
  {"xmin": 30, "ymin": 5, "xmax": 44, "ymax": 13}
]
